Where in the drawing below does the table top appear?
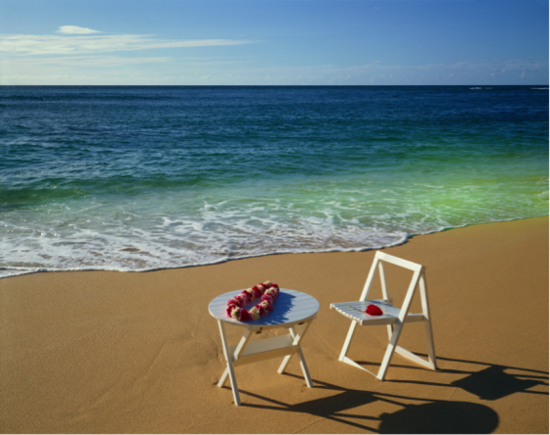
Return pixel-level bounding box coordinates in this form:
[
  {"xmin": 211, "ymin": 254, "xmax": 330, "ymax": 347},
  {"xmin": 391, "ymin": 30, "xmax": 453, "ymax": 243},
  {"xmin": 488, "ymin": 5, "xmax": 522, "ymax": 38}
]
[{"xmin": 209, "ymin": 289, "xmax": 320, "ymax": 330}]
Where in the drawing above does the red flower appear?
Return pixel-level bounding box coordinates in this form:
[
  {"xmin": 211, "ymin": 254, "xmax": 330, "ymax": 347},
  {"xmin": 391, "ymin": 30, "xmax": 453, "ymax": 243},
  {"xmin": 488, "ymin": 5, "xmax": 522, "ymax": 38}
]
[
  {"xmin": 261, "ymin": 294, "xmax": 274, "ymax": 304},
  {"xmin": 239, "ymin": 310, "xmax": 253, "ymax": 321},
  {"xmin": 226, "ymin": 281, "xmax": 280, "ymax": 321},
  {"xmin": 366, "ymin": 304, "xmax": 383, "ymax": 316}
]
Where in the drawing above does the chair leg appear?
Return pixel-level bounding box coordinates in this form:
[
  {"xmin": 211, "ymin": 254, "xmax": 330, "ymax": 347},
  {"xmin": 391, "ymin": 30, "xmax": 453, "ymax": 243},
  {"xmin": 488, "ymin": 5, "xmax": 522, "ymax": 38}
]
[
  {"xmin": 424, "ymin": 317, "xmax": 437, "ymax": 370},
  {"xmin": 381, "ymin": 317, "xmax": 437, "ymax": 377},
  {"xmin": 217, "ymin": 367, "xmax": 229, "ymax": 387},
  {"xmin": 419, "ymin": 273, "xmax": 437, "ymax": 370},
  {"xmin": 377, "ymin": 320, "xmax": 405, "ymax": 381},
  {"xmin": 339, "ymin": 321, "xmax": 358, "ymax": 361},
  {"xmin": 386, "ymin": 324, "xmax": 393, "ymax": 341}
]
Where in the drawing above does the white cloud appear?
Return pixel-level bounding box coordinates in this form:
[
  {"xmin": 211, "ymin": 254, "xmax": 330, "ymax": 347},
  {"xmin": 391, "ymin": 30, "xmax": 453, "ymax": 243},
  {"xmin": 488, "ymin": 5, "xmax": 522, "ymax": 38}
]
[
  {"xmin": 0, "ymin": 33, "xmax": 254, "ymax": 56},
  {"xmin": 25, "ymin": 55, "xmax": 171, "ymax": 67},
  {"xmin": 56, "ymin": 25, "xmax": 100, "ymax": 35}
]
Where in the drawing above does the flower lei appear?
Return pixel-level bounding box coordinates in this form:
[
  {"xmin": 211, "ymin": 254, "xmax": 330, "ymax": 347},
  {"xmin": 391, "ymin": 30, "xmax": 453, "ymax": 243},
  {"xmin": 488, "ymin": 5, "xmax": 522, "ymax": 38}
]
[{"xmin": 226, "ymin": 281, "xmax": 280, "ymax": 321}]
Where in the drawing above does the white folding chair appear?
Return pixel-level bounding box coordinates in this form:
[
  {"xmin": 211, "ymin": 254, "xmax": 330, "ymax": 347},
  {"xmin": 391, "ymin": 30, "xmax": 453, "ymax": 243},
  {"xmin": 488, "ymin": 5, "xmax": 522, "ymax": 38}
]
[{"xmin": 330, "ymin": 251, "xmax": 437, "ymax": 380}]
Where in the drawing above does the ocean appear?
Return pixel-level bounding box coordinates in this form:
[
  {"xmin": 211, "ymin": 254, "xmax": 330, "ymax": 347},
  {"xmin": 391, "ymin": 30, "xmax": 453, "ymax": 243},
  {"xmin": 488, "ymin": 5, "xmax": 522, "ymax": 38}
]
[{"xmin": 1, "ymin": 86, "xmax": 548, "ymax": 279}]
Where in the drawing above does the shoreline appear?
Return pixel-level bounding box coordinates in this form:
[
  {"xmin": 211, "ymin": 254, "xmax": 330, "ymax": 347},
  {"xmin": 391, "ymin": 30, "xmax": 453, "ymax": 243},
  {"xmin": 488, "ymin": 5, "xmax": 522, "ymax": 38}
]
[
  {"xmin": 2, "ymin": 215, "xmax": 548, "ymax": 280},
  {"xmin": 1, "ymin": 216, "xmax": 548, "ymax": 433}
]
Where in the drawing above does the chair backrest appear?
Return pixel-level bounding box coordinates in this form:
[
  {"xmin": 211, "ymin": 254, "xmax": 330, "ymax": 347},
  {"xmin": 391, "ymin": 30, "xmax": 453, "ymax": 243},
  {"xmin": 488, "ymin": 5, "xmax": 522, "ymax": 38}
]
[{"xmin": 360, "ymin": 251, "xmax": 428, "ymax": 322}]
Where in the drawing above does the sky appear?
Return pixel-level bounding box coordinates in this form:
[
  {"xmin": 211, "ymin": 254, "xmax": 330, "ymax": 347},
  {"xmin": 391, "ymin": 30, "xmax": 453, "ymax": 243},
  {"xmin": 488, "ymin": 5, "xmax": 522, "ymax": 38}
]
[{"xmin": 0, "ymin": 0, "xmax": 548, "ymax": 85}]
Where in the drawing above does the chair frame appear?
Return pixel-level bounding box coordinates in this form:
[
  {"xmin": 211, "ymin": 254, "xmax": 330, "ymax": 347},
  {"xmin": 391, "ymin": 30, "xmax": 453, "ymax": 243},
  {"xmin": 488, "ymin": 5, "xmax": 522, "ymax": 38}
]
[{"xmin": 332, "ymin": 251, "xmax": 437, "ymax": 380}]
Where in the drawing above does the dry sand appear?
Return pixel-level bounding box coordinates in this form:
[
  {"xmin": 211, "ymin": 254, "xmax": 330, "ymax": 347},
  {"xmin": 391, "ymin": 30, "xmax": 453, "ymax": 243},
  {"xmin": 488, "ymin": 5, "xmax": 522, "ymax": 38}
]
[{"xmin": 1, "ymin": 217, "xmax": 548, "ymax": 434}]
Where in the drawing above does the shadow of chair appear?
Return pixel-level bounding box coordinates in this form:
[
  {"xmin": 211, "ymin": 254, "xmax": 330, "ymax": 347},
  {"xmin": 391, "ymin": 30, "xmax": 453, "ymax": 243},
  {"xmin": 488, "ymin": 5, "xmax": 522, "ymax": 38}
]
[
  {"xmin": 221, "ymin": 352, "xmax": 548, "ymax": 433},
  {"xmin": 378, "ymin": 353, "xmax": 549, "ymax": 401},
  {"xmin": 233, "ymin": 375, "xmax": 499, "ymax": 434}
]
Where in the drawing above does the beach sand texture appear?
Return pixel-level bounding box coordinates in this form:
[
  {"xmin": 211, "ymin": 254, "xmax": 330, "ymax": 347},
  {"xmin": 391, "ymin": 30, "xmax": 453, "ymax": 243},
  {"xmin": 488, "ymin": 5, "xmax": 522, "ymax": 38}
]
[{"xmin": 1, "ymin": 217, "xmax": 548, "ymax": 434}]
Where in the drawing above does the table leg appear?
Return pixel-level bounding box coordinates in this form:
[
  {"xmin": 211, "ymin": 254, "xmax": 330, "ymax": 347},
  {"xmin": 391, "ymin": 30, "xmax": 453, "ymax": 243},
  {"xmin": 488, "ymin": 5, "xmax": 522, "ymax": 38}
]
[
  {"xmin": 277, "ymin": 322, "xmax": 314, "ymax": 388},
  {"xmin": 217, "ymin": 328, "xmax": 252, "ymax": 387},
  {"xmin": 216, "ymin": 321, "xmax": 242, "ymax": 406}
]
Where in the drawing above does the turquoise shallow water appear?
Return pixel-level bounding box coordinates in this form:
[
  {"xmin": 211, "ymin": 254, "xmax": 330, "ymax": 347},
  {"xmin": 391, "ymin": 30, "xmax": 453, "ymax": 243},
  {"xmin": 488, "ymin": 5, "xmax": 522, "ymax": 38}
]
[{"xmin": 0, "ymin": 86, "xmax": 548, "ymax": 278}]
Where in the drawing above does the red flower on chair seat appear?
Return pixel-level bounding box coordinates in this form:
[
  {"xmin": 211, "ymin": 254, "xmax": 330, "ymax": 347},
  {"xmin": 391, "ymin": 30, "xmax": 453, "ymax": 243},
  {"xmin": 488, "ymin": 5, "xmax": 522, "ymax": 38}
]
[{"xmin": 366, "ymin": 304, "xmax": 383, "ymax": 316}]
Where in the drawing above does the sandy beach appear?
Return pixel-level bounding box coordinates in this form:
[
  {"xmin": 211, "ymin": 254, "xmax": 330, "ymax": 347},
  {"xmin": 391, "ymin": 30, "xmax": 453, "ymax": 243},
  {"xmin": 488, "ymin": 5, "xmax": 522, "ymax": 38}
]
[{"xmin": 1, "ymin": 216, "xmax": 548, "ymax": 434}]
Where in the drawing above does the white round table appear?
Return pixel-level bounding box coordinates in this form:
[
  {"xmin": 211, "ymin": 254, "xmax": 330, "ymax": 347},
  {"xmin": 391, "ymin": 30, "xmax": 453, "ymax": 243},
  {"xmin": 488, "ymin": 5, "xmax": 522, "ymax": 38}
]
[{"xmin": 209, "ymin": 288, "xmax": 320, "ymax": 406}]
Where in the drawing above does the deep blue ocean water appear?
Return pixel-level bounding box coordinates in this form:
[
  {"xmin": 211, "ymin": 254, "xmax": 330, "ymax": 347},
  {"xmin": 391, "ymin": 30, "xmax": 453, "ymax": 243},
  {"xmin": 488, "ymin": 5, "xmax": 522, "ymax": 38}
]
[{"xmin": 1, "ymin": 86, "xmax": 548, "ymax": 278}]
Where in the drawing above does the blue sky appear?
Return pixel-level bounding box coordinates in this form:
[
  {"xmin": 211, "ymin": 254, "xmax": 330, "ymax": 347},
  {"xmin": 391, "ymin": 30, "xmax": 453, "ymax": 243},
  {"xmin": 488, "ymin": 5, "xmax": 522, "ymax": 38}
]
[{"xmin": 0, "ymin": 0, "xmax": 548, "ymax": 85}]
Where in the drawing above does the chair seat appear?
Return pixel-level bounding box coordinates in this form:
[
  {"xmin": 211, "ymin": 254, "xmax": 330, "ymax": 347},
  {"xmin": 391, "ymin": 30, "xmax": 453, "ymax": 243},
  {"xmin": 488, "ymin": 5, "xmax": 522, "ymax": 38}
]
[{"xmin": 331, "ymin": 299, "xmax": 425, "ymax": 326}]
